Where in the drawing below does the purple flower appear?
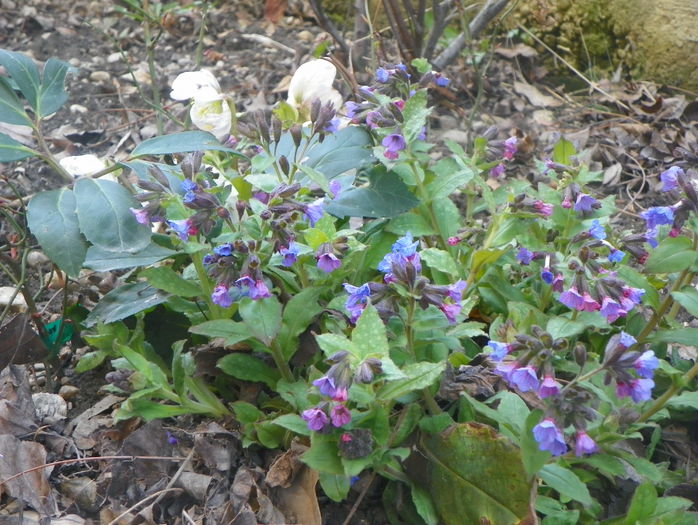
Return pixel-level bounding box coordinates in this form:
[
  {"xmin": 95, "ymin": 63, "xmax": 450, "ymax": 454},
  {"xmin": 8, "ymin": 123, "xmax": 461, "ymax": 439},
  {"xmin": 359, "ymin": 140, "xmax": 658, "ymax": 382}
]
[
  {"xmin": 580, "ymin": 292, "xmax": 601, "ymax": 312},
  {"xmin": 235, "ymin": 275, "xmax": 272, "ymax": 300},
  {"xmin": 533, "ymin": 418, "xmax": 567, "ymax": 456},
  {"xmin": 487, "ymin": 341, "xmax": 511, "ymax": 361},
  {"xmin": 618, "ymin": 331, "xmax": 637, "ymax": 348},
  {"xmin": 539, "ymin": 375, "xmax": 561, "ymax": 398},
  {"xmin": 634, "ymin": 350, "xmax": 659, "ymax": 378},
  {"xmin": 304, "ymin": 202, "xmax": 325, "ymax": 226},
  {"xmin": 279, "ymin": 242, "xmax": 300, "ymax": 267},
  {"xmin": 168, "ymin": 219, "xmax": 197, "ymax": 241},
  {"xmin": 503, "ymin": 136, "xmax": 518, "ymax": 160},
  {"xmin": 616, "ymin": 378, "xmax": 654, "ymax": 402},
  {"xmin": 313, "ymin": 376, "xmax": 337, "ymax": 397},
  {"xmin": 510, "ymin": 366, "xmax": 540, "ymax": 392},
  {"xmin": 392, "ymin": 232, "xmax": 419, "ymax": 256},
  {"xmin": 345, "ymin": 101, "xmax": 360, "ymax": 119},
  {"xmin": 181, "ymin": 179, "xmax": 198, "ymax": 193},
  {"xmin": 494, "ymin": 361, "xmax": 517, "ymax": 381},
  {"xmin": 344, "ymin": 283, "xmax": 371, "ymax": 323},
  {"xmin": 382, "ymin": 133, "xmax": 406, "ymax": 160},
  {"xmin": 516, "ymin": 246, "xmax": 533, "ymax": 265},
  {"xmin": 214, "ymin": 243, "xmax": 234, "ymax": 257},
  {"xmin": 575, "ymin": 431, "xmax": 598, "ymax": 456},
  {"xmin": 541, "ymin": 268, "xmax": 554, "ymax": 284},
  {"xmin": 574, "ymin": 194, "xmax": 599, "ymax": 214},
  {"xmin": 559, "ymin": 286, "xmax": 584, "ymax": 310},
  {"xmin": 660, "ymin": 166, "xmax": 683, "ymax": 191},
  {"xmin": 589, "ymin": 219, "xmax": 606, "ymax": 240},
  {"xmin": 332, "ymin": 387, "xmax": 348, "ymax": 402},
  {"xmin": 130, "ymin": 207, "xmax": 150, "ymax": 225},
  {"xmin": 551, "ymin": 273, "xmax": 565, "ymax": 292},
  {"xmin": 534, "ymin": 200, "xmax": 554, "ymax": 217},
  {"xmin": 608, "ymin": 249, "xmax": 625, "ymax": 263},
  {"xmin": 600, "ymin": 297, "xmax": 624, "ymax": 323},
  {"xmin": 324, "ymin": 117, "xmax": 340, "ymax": 134},
  {"xmin": 330, "ymin": 404, "xmax": 352, "ymax": 427},
  {"xmin": 166, "ymin": 431, "xmax": 179, "ymax": 445},
  {"xmin": 417, "ymin": 126, "xmax": 427, "ymax": 141},
  {"xmin": 641, "ymin": 206, "xmax": 674, "ymax": 230},
  {"xmin": 447, "ymin": 280, "xmax": 467, "ymax": 302},
  {"xmin": 621, "ymin": 287, "xmax": 645, "ymax": 310},
  {"xmin": 378, "ymin": 233, "xmax": 420, "ymax": 274},
  {"xmin": 490, "ymin": 163, "xmax": 505, "ymax": 178},
  {"xmin": 302, "ymin": 407, "xmax": 329, "ymax": 431},
  {"xmin": 375, "ymin": 67, "xmax": 391, "ymax": 83},
  {"xmin": 366, "ymin": 110, "xmax": 382, "ymax": 129},
  {"xmin": 211, "ymin": 284, "xmax": 233, "ymax": 308},
  {"xmin": 329, "ymin": 179, "xmax": 343, "ymax": 199},
  {"xmin": 317, "ymin": 252, "xmax": 341, "ymax": 273},
  {"xmin": 440, "ymin": 303, "xmax": 461, "ymax": 324}
]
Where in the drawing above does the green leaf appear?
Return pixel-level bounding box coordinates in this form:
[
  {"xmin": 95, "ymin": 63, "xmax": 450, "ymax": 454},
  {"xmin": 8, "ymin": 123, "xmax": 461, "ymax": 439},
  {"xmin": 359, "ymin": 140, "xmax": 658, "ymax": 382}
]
[
  {"xmin": 83, "ymin": 282, "xmax": 170, "ymax": 327},
  {"xmin": 552, "ymin": 137, "xmax": 576, "ymax": 165},
  {"xmin": 546, "ymin": 316, "xmax": 588, "ymax": 339},
  {"xmin": 665, "ymin": 391, "xmax": 698, "ymax": 410},
  {"xmin": 432, "ymin": 196, "xmax": 462, "ymax": 238},
  {"xmin": 426, "ymin": 163, "xmax": 475, "ymax": 201},
  {"xmin": 415, "ymin": 423, "xmax": 533, "ymax": 525},
  {"xmin": 0, "ymin": 131, "xmax": 37, "ymax": 162},
  {"xmin": 420, "ymin": 247, "xmax": 459, "ymax": 276},
  {"xmin": 325, "ymin": 165, "xmax": 420, "ymax": 218},
  {"xmin": 131, "ymin": 131, "xmax": 244, "ymax": 157},
  {"xmin": 410, "ymin": 483, "xmax": 439, "ymax": 525},
  {"xmin": 271, "ymin": 413, "xmax": 311, "ymax": 436},
  {"xmin": 74, "ymin": 178, "xmax": 151, "ymax": 253},
  {"xmin": 27, "ymin": 188, "xmax": 87, "ymax": 277},
  {"xmin": 538, "ymin": 464, "xmax": 592, "ymax": 506},
  {"xmin": 298, "ymin": 125, "xmax": 373, "ymax": 179},
  {"xmin": 279, "ymin": 287, "xmax": 323, "ymax": 359},
  {"xmin": 0, "ymin": 49, "xmax": 40, "ymax": 110},
  {"xmin": 231, "ymin": 400, "xmax": 264, "ymax": 423},
  {"xmin": 302, "ymin": 433, "xmax": 344, "ymax": 475},
  {"xmin": 38, "ymin": 57, "xmax": 71, "ymax": 117},
  {"xmin": 649, "ymin": 327, "xmax": 698, "ymax": 346},
  {"xmin": 471, "ymin": 248, "xmax": 507, "ymax": 276},
  {"xmin": 315, "ymin": 333, "xmax": 355, "ymax": 359},
  {"xmin": 645, "ymin": 236, "xmax": 697, "ymax": 274},
  {"xmin": 625, "ymin": 482, "xmax": 657, "ymax": 523},
  {"xmin": 520, "ymin": 410, "xmax": 550, "ymax": 478},
  {"xmin": 217, "ymin": 352, "xmax": 280, "ymax": 388},
  {"xmin": 402, "ymin": 90, "xmax": 431, "ymax": 143},
  {"xmin": 351, "ymin": 303, "xmax": 389, "ymax": 359},
  {"xmin": 0, "ymin": 77, "xmax": 32, "ymax": 125},
  {"xmin": 319, "ymin": 473, "xmax": 351, "ymax": 502},
  {"xmin": 83, "ymin": 243, "xmax": 176, "ymax": 271},
  {"xmin": 447, "ymin": 321, "xmax": 486, "ymax": 339},
  {"xmin": 387, "ymin": 213, "xmax": 435, "ymax": 236},
  {"xmin": 671, "ymin": 287, "xmax": 698, "ymax": 318},
  {"xmin": 189, "ymin": 319, "xmax": 252, "ymax": 346},
  {"xmin": 140, "ymin": 266, "xmax": 201, "ymax": 298},
  {"xmin": 377, "ymin": 361, "xmax": 445, "ymax": 400},
  {"xmin": 615, "ymin": 266, "xmax": 659, "ymax": 310},
  {"xmin": 75, "ymin": 350, "xmax": 108, "ymax": 373},
  {"xmin": 239, "ymin": 296, "xmax": 282, "ymax": 345}
]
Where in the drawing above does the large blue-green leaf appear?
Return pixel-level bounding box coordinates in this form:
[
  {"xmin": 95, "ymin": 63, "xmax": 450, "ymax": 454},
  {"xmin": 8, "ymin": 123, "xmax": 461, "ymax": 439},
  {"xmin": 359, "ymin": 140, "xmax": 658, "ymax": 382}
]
[
  {"xmin": 74, "ymin": 178, "xmax": 151, "ymax": 253},
  {"xmin": 83, "ymin": 282, "xmax": 170, "ymax": 327},
  {"xmin": 38, "ymin": 57, "xmax": 72, "ymax": 117},
  {"xmin": 645, "ymin": 236, "xmax": 697, "ymax": 274},
  {"xmin": 0, "ymin": 49, "xmax": 40, "ymax": 111},
  {"xmin": 0, "ymin": 132, "xmax": 37, "ymax": 162},
  {"xmin": 131, "ymin": 131, "xmax": 245, "ymax": 157},
  {"xmin": 27, "ymin": 188, "xmax": 87, "ymax": 277},
  {"xmin": 0, "ymin": 77, "xmax": 32, "ymax": 126},
  {"xmin": 83, "ymin": 243, "xmax": 176, "ymax": 271},
  {"xmin": 325, "ymin": 165, "xmax": 420, "ymax": 218}
]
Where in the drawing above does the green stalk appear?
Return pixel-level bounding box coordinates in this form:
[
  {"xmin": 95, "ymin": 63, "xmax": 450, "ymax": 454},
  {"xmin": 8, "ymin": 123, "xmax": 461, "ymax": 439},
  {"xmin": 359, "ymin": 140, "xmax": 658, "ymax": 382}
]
[
  {"xmin": 192, "ymin": 250, "xmax": 224, "ymax": 319},
  {"xmin": 270, "ymin": 340, "xmax": 294, "ymax": 382}
]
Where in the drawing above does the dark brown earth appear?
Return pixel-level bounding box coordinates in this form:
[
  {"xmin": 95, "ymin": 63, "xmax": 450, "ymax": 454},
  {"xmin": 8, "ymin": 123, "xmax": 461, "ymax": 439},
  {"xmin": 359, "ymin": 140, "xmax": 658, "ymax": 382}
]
[{"xmin": 1, "ymin": 0, "xmax": 698, "ymax": 523}]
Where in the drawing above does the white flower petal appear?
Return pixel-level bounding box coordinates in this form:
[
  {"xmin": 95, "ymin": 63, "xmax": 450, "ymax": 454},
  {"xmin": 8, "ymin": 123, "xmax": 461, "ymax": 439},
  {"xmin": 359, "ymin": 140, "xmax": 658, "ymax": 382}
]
[
  {"xmin": 287, "ymin": 60, "xmax": 341, "ymax": 110},
  {"xmin": 170, "ymin": 70, "xmax": 221, "ymax": 102},
  {"xmin": 190, "ymin": 99, "xmax": 232, "ymax": 141},
  {"xmin": 59, "ymin": 154, "xmax": 106, "ymax": 178}
]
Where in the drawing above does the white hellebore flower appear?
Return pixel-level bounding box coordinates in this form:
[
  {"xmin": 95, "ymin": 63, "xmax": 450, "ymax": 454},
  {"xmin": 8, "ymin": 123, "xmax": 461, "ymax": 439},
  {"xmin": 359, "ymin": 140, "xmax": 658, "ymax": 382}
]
[
  {"xmin": 59, "ymin": 154, "xmax": 106, "ymax": 178},
  {"xmin": 170, "ymin": 70, "xmax": 232, "ymax": 141},
  {"xmin": 287, "ymin": 59, "xmax": 343, "ymax": 114}
]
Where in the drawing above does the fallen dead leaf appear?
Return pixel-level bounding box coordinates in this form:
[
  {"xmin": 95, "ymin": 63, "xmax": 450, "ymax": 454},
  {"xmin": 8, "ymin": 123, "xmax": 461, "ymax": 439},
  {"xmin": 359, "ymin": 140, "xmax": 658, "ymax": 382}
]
[
  {"xmin": 514, "ymin": 80, "xmax": 562, "ymax": 108},
  {"xmin": 0, "ymin": 365, "xmax": 40, "ymax": 436}
]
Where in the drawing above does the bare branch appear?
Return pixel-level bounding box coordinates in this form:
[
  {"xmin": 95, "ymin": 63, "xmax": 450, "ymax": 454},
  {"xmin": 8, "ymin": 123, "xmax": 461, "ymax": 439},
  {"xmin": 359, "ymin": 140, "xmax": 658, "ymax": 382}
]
[{"xmin": 308, "ymin": 0, "xmax": 351, "ymax": 58}]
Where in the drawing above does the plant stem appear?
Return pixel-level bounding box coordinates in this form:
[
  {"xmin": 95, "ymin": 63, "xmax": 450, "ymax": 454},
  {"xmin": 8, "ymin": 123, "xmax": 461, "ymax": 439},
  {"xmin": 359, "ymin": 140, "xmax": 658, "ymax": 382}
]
[
  {"xmin": 637, "ymin": 360, "xmax": 698, "ymax": 423},
  {"xmin": 142, "ymin": 0, "xmax": 164, "ymax": 135},
  {"xmin": 33, "ymin": 121, "xmax": 73, "ymax": 183},
  {"xmin": 560, "ymin": 365, "xmax": 605, "ymax": 394},
  {"xmin": 271, "ymin": 340, "xmax": 294, "ymax": 382},
  {"xmin": 192, "ymin": 250, "xmax": 223, "ymax": 319}
]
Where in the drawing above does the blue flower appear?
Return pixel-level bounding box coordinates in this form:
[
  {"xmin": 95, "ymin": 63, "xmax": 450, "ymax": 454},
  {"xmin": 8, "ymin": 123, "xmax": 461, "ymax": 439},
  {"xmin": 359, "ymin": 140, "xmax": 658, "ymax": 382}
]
[
  {"xmin": 487, "ymin": 341, "xmax": 511, "ymax": 361},
  {"xmin": 608, "ymin": 249, "xmax": 625, "ymax": 263},
  {"xmin": 382, "ymin": 133, "xmax": 406, "ymax": 160},
  {"xmin": 214, "ymin": 243, "xmax": 234, "ymax": 257},
  {"xmin": 312, "ymin": 376, "xmax": 337, "ymax": 397},
  {"xmin": 304, "ymin": 202, "xmax": 325, "ymax": 226},
  {"xmin": 447, "ymin": 280, "xmax": 467, "ymax": 302},
  {"xmin": 211, "ymin": 284, "xmax": 233, "ymax": 308},
  {"xmin": 345, "ymin": 101, "xmax": 360, "ymax": 119},
  {"xmin": 641, "ymin": 206, "xmax": 674, "ymax": 230},
  {"xmin": 541, "ymin": 268, "xmax": 554, "ymax": 284},
  {"xmin": 167, "ymin": 219, "xmax": 196, "ymax": 241},
  {"xmin": 589, "ymin": 219, "xmax": 606, "ymax": 240},
  {"xmin": 181, "ymin": 179, "xmax": 198, "ymax": 193},
  {"xmin": 378, "ymin": 233, "xmax": 420, "ymax": 276},
  {"xmin": 324, "ymin": 117, "xmax": 340, "ymax": 134},
  {"xmin": 317, "ymin": 252, "xmax": 341, "ymax": 273},
  {"xmin": 533, "ymin": 418, "xmax": 567, "ymax": 456},
  {"xmin": 435, "ymin": 74, "xmax": 450, "ymax": 87},
  {"xmin": 510, "ymin": 365, "xmax": 540, "ymax": 392},
  {"xmin": 343, "ymin": 283, "xmax": 371, "ymax": 322},
  {"xmin": 574, "ymin": 193, "xmax": 599, "ymax": 214},
  {"xmin": 618, "ymin": 331, "xmax": 637, "ymax": 348},
  {"xmin": 634, "ymin": 350, "xmax": 659, "ymax": 378},
  {"xmin": 516, "ymin": 246, "xmax": 533, "ymax": 265},
  {"xmin": 660, "ymin": 166, "xmax": 683, "ymax": 192},
  {"xmin": 575, "ymin": 431, "xmax": 598, "ymax": 456},
  {"xmin": 375, "ymin": 67, "xmax": 391, "ymax": 83},
  {"xmin": 279, "ymin": 242, "xmax": 300, "ymax": 267},
  {"xmin": 392, "ymin": 232, "xmax": 418, "ymax": 257}
]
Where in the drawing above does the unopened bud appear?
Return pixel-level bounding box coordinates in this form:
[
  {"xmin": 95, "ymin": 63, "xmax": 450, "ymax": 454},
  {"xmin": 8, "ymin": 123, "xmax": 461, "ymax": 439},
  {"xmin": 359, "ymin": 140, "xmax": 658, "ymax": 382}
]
[
  {"xmin": 574, "ymin": 343, "xmax": 587, "ymax": 367},
  {"xmin": 290, "ymin": 124, "xmax": 303, "ymax": 148},
  {"xmin": 278, "ymin": 155, "xmax": 290, "ymax": 175},
  {"xmin": 216, "ymin": 206, "xmax": 230, "ymax": 219}
]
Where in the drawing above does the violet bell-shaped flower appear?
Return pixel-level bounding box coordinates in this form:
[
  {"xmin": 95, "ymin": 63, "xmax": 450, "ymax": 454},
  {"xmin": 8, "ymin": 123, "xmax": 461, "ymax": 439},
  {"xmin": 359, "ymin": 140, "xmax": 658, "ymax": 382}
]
[
  {"xmin": 575, "ymin": 431, "xmax": 599, "ymax": 456},
  {"xmin": 382, "ymin": 133, "xmax": 407, "ymax": 160},
  {"xmin": 660, "ymin": 166, "xmax": 683, "ymax": 191},
  {"xmin": 302, "ymin": 407, "xmax": 329, "ymax": 431},
  {"xmin": 533, "ymin": 418, "xmax": 567, "ymax": 456},
  {"xmin": 287, "ymin": 59, "xmax": 343, "ymax": 114}
]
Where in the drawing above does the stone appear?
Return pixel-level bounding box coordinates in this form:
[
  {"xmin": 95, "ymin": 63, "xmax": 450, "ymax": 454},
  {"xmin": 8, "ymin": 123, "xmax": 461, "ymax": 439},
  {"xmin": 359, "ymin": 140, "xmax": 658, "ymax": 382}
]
[
  {"xmin": 32, "ymin": 392, "xmax": 68, "ymax": 425},
  {"xmin": 106, "ymin": 52, "xmax": 121, "ymax": 63},
  {"xmin": 89, "ymin": 70, "xmax": 111, "ymax": 83},
  {"xmin": 0, "ymin": 287, "xmax": 27, "ymax": 312},
  {"xmin": 59, "ymin": 385, "xmax": 80, "ymax": 401},
  {"xmin": 26, "ymin": 250, "xmax": 49, "ymax": 267}
]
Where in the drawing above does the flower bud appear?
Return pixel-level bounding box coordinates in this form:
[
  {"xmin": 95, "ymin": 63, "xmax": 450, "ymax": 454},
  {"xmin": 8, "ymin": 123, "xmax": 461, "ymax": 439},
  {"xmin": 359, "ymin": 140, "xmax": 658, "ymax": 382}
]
[
  {"xmin": 574, "ymin": 343, "xmax": 587, "ymax": 367},
  {"xmin": 290, "ymin": 124, "xmax": 303, "ymax": 148},
  {"xmin": 278, "ymin": 155, "xmax": 290, "ymax": 175},
  {"xmin": 148, "ymin": 165, "xmax": 171, "ymax": 189}
]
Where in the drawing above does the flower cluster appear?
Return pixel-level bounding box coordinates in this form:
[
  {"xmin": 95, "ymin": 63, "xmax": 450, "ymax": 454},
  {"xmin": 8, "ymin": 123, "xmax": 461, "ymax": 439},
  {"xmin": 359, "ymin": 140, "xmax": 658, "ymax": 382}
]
[
  {"xmin": 489, "ymin": 136, "xmax": 518, "ymax": 177},
  {"xmin": 343, "ymin": 233, "xmax": 466, "ymax": 324}
]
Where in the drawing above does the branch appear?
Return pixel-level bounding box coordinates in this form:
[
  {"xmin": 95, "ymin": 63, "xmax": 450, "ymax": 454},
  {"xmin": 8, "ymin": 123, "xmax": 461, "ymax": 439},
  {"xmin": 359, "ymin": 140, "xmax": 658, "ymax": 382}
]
[
  {"xmin": 308, "ymin": 0, "xmax": 350, "ymax": 58},
  {"xmin": 432, "ymin": 0, "xmax": 510, "ymax": 70}
]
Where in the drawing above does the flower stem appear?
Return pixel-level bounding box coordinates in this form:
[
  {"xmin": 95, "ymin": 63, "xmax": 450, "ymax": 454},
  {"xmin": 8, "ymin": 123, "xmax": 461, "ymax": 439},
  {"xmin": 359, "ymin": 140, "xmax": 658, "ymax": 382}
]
[{"xmin": 271, "ymin": 340, "xmax": 294, "ymax": 382}]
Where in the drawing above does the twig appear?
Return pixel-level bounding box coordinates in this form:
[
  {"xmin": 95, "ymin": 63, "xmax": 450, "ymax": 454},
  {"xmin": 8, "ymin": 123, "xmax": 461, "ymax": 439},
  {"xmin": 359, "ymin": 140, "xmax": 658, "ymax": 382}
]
[
  {"xmin": 515, "ymin": 24, "xmax": 631, "ymax": 112},
  {"xmin": 341, "ymin": 471, "xmax": 377, "ymax": 525},
  {"xmin": 107, "ymin": 488, "xmax": 184, "ymax": 525},
  {"xmin": 0, "ymin": 455, "xmax": 188, "ymax": 488},
  {"xmin": 432, "ymin": 0, "xmax": 511, "ymax": 69},
  {"xmin": 240, "ymin": 34, "xmax": 296, "ymax": 55},
  {"xmin": 308, "ymin": 0, "xmax": 351, "ymax": 58}
]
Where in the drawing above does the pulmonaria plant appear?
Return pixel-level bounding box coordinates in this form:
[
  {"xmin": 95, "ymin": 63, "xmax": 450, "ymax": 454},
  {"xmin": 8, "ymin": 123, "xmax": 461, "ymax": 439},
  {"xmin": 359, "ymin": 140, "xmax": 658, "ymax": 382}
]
[{"xmin": 170, "ymin": 70, "xmax": 233, "ymax": 140}]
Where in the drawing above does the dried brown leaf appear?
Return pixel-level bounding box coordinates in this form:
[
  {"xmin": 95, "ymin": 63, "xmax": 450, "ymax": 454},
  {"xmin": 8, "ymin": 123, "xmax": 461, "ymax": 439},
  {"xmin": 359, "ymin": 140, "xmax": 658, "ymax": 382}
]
[{"xmin": 513, "ymin": 81, "xmax": 561, "ymax": 108}]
